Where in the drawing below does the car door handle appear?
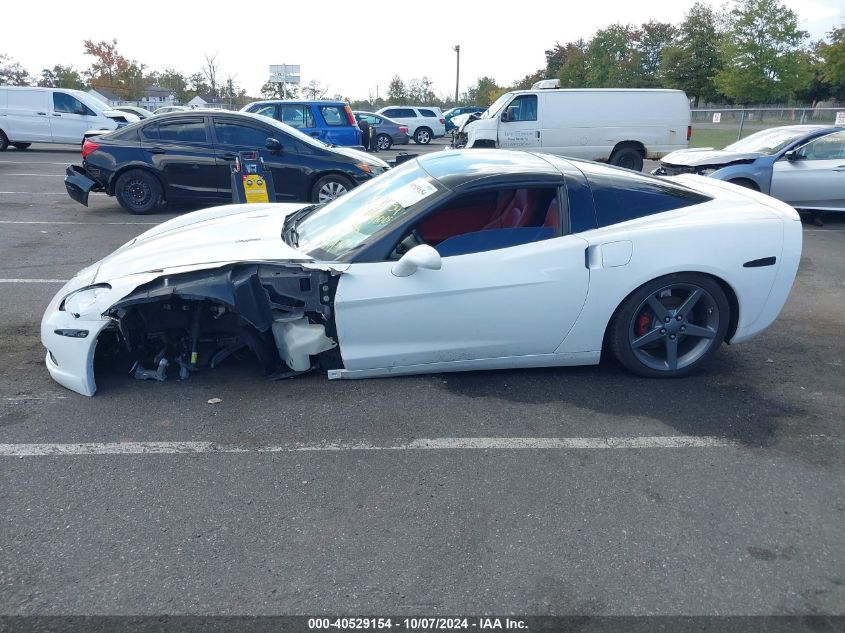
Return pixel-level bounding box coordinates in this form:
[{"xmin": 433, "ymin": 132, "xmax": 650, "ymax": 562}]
[
  {"xmin": 52, "ymin": 113, "xmax": 62, "ymax": 117},
  {"xmin": 148, "ymin": 147, "xmax": 166, "ymax": 154},
  {"xmin": 833, "ymin": 166, "xmax": 845, "ymax": 172},
  {"xmin": 37, "ymin": 112, "xmax": 47, "ymax": 116}
]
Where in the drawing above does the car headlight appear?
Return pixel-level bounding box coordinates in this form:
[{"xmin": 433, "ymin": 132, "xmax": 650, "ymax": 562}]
[
  {"xmin": 697, "ymin": 168, "xmax": 720, "ymax": 176},
  {"xmin": 357, "ymin": 162, "xmax": 385, "ymax": 176},
  {"xmin": 60, "ymin": 284, "xmax": 111, "ymax": 317}
]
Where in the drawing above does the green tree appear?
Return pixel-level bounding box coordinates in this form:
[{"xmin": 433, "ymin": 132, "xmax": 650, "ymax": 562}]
[
  {"xmin": 302, "ymin": 80, "xmax": 328, "ymax": 100},
  {"xmin": 156, "ymin": 68, "xmax": 190, "ymax": 104},
  {"xmin": 83, "ymin": 39, "xmax": 146, "ymax": 99},
  {"xmin": 556, "ymin": 40, "xmax": 588, "ymax": 87},
  {"xmin": 661, "ymin": 3, "xmax": 723, "ymax": 105},
  {"xmin": 408, "ymin": 76, "xmax": 435, "ymax": 103},
  {"xmin": 0, "ymin": 54, "xmax": 31, "ymax": 86},
  {"xmin": 38, "ymin": 65, "xmax": 85, "ymax": 89},
  {"xmin": 386, "ymin": 74, "xmax": 407, "ymax": 103},
  {"xmin": 819, "ymin": 23, "xmax": 845, "ymax": 99},
  {"xmin": 585, "ymin": 24, "xmax": 644, "ymax": 87},
  {"xmin": 714, "ymin": 0, "xmax": 811, "ymax": 103},
  {"xmin": 512, "ymin": 70, "xmax": 544, "ymax": 90},
  {"xmin": 260, "ymin": 82, "xmax": 298, "ymax": 99},
  {"xmin": 637, "ymin": 21, "xmax": 677, "ymax": 86}
]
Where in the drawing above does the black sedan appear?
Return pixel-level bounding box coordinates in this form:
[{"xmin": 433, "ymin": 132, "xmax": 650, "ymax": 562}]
[{"xmin": 65, "ymin": 111, "xmax": 389, "ymax": 214}]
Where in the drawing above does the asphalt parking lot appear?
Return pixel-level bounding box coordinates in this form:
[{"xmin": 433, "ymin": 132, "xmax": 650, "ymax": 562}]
[{"xmin": 0, "ymin": 140, "xmax": 843, "ymax": 619}]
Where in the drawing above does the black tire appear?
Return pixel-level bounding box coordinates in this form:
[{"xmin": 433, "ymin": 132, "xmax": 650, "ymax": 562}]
[
  {"xmin": 12, "ymin": 143, "xmax": 31, "ymax": 150},
  {"xmin": 114, "ymin": 169, "xmax": 163, "ymax": 215},
  {"xmin": 0, "ymin": 130, "xmax": 8, "ymax": 152},
  {"xmin": 608, "ymin": 273, "xmax": 730, "ymax": 378},
  {"xmin": 609, "ymin": 146, "xmax": 644, "ymax": 171},
  {"xmin": 311, "ymin": 174, "xmax": 353, "ymax": 204},
  {"xmin": 414, "ymin": 127, "xmax": 432, "ymax": 144},
  {"xmin": 376, "ymin": 133, "xmax": 392, "ymax": 151},
  {"xmin": 728, "ymin": 178, "xmax": 759, "ymax": 191}
]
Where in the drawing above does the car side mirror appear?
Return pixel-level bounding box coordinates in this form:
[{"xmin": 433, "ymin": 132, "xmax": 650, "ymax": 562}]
[
  {"xmin": 501, "ymin": 110, "xmax": 510, "ymax": 122},
  {"xmin": 265, "ymin": 137, "xmax": 283, "ymax": 154},
  {"xmin": 391, "ymin": 244, "xmax": 442, "ymax": 277},
  {"xmin": 785, "ymin": 150, "xmax": 799, "ymax": 161}
]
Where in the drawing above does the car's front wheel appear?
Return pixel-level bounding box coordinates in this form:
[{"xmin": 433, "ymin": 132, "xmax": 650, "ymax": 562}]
[
  {"xmin": 311, "ymin": 174, "xmax": 352, "ymax": 204},
  {"xmin": 414, "ymin": 127, "xmax": 432, "ymax": 144},
  {"xmin": 609, "ymin": 273, "xmax": 730, "ymax": 377},
  {"xmin": 376, "ymin": 133, "xmax": 392, "ymax": 151},
  {"xmin": 114, "ymin": 169, "xmax": 163, "ymax": 215},
  {"xmin": 0, "ymin": 130, "xmax": 9, "ymax": 152}
]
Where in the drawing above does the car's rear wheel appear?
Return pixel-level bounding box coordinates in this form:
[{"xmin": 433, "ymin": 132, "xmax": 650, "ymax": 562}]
[
  {"xmin": 0, "ymin": 130, "xmax": 8, "ymax": 152},
  {"xmin": 312, "ymin": 174, "xmax": 352, "ymax": 204},
  {"xmin": 115, "ymin": 169, "xmax": 163, "ymax": 215},
  {"xmin": 609, "ymin": 273, "xmax": 729, "ymax": 378},
  {"xmin": 376, "ymin": 133, "xmax": 392, "ymax": 151},
  {"xmin": 609, "ymin": 146, "xmax": 643, "ymax": 171},
  {"xmin": 414, "ymin": 127, "xmax": 432, "ymax": 144},
  {"xmin": 12, "ymin": 143, "xmax": 31, "ymax": 150}
]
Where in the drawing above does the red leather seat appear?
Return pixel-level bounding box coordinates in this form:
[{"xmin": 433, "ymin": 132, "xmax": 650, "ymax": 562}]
[
  {"xmin": 544, "ymin": 198, "xmax": 560, "ymax": 231},
  {"xmin": 483, "ymin": 189, "xmax": 539, "ymax": 230}
]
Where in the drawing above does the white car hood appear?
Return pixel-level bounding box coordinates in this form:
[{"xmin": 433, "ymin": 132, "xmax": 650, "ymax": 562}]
[
  {"xmin": 103, "ymin": 109, "xmax": 140, "ymax": 123},
  {"xmin": 92, "ymin": 202, "xmax": 326, "ymax": 284},
  {"xmin": 661, "ymin": 147, "xmax": 761, "ymax": 167}
]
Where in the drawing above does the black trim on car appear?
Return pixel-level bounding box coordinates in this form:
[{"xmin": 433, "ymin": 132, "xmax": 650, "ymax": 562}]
[{"xmin": 743, "ymin": 256, "xmax": 777, "ymax": 268}]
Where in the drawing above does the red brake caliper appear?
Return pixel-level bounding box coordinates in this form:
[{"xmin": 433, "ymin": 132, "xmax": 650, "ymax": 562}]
[{"xmin": 636, "ymin": 313, "xmax": 651, "ymax": 337}]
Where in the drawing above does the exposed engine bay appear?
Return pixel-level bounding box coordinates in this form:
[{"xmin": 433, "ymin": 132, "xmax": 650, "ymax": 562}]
[{"xmin": 99, "ymin": 264, "xmax": 342, "ymax": 383}]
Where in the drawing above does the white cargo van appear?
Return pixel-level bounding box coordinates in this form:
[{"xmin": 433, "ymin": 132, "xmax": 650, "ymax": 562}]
[
  {"xmin": 0, "ymin": 87, "xmax": 139, "ymax": 150},
  {"xmin": 455, "ymin": 80, "xmax": 691, "ymax": 171}
]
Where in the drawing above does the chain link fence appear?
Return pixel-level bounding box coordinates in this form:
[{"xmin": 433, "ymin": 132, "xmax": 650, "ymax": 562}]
[{"xmin": 690, "ymin": 105, "xmax": 845, "ymax": 148}]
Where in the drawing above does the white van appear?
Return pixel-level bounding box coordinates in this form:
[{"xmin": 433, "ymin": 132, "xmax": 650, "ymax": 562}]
[
  {"xmin": 0, "ymin": 87, "xmax": 139, "ymax": 150},
  {"xmin": 455, "ymin": 81, "xmax": 691, "ymax": 171}
]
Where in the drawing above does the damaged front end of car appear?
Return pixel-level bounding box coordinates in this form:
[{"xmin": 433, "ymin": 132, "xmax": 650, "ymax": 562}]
[{"xmin": 98, "ymin": 263, "xmax": 343, "ymax": 387}]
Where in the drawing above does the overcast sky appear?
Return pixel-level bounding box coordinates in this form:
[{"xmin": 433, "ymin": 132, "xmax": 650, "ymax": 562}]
[{"xmin": 3, "ymin": 0, "xmax": 843, "ymax": 99}]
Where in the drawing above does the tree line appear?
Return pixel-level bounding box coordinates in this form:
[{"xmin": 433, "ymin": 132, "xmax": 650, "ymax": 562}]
[{"xmin": 2, "ymin": 0, "xmax": 843, "ymax": 111}]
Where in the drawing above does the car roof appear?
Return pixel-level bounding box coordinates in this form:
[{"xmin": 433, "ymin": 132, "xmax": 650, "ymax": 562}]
[
  {"xmin": 246, "ymin": 99, "xmax": 347, "ymax": 106},
  {"xmin": 417, "ymin": 149, "xmax": 564, "ymax": 188}
]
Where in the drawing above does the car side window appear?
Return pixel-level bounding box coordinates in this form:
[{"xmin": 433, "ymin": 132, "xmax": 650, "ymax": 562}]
[
  {"xmin": 390, "ymin": 187, "xmax": 560, "ymax": 259},
  {"xmin": 505, "ymin": 95, "xmax": 537, "ymax": 122},
  {"xmin": 582, "ymin": 165, "xmax": 710, "ymax": 228},
  {"xmin": 390, "ymin": 108, "xmax": 416, "ymax": 118},
  {"xmin": 53, "ymin": 93, "xmax": 94, "ymax": 116},
  {"xmin": 320, "ymin": 105, "xmax": 347, "ymax": 126},
  {"xmin": 213, "ymin": 120, "xmax": 293, "ymax": 151},
  {"xmin": 382, "ymin": 109, "xmax": 399, "ymax": 118},
  {"xmin": 419, "ymin": 108, "xmax": 437, "ymax": 118},
  {"xmin": 157, "ymin": 118, "xmax": 208, "ymax": 144},
  {"xmin": 798, "ymin": 131, "xmax": 845, "ymax": 160},
  {"xmin": 251, "ymin": 104, "xmax": 277, "ymax": 119},
  {"xmin": 279, "ymin": 105, "xmax": 315, "ymax": 129}
]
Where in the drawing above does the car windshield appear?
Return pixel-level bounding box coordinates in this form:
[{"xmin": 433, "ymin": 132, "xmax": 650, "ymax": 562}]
[
  {"xmin": 296, "ymin": 162, "xmax": 444, "ymax": 260},
  {"xmin": 724, "ymin": 127, "xmax": 819, "ymax": 155},
  {"xmin": 482, "ymin": 93, "xmax": 514, "ymax": 118}
]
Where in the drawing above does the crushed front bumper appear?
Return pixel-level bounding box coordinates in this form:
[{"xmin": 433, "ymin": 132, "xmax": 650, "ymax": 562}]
[{"xmin": 64, "ymin": 165, "xmax": 103, "ymax": 207}]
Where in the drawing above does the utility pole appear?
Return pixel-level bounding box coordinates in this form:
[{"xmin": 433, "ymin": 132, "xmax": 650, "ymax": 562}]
[{"xmin": 453, "ymin": 45, "xmax": 460, "ymax": 104}]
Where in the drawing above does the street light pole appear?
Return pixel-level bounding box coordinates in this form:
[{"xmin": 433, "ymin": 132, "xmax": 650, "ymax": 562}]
[{"xmin": 453, "ymin": 44, "xmax": 460, "ymax": 104}]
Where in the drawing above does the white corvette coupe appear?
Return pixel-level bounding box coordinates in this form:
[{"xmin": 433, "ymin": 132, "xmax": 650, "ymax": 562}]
[{"xmin": 42, "ymin": 150, "xmax": 802, "ymax": 396}]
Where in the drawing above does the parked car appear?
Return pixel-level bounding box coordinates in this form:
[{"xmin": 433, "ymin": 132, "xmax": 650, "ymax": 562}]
[
  {"xmin": 0, "ymin": 86, "xmax": 140, "ymax": 150},
  {"xmin": 353, "ymin": 111, "xmax": 410, "ymax": 149},
  {"xmin": 114, "ymin": 105, "xmax": 155, "ymax": 119},
  {"xmin": 63, "ymin": 111, "xmax": 388, "ymax": 214},
  {"xmin": 652, "ymin": 125, "xmax": 845, "ymax": 213},
  {"xmin": 442, "ymin": 106, "xmax": 485, "ymax": 132},
  {"xmin": 153, "ymin": 105, "xmax": 190, "ymax": 115},
  {"xmin": 375, "ymin": 106, "xmax": 446, "ymax": 144},
  {"xmin": 45, "ymin": 149, "xmax": 801, "ymax": 396},
  {"xmin": 452, "ymin": 79, "xmax": 690, "ymax": 171},
  {"xmin": 241, "ymin": 100, "xmax": 362, "ymax": 147}
]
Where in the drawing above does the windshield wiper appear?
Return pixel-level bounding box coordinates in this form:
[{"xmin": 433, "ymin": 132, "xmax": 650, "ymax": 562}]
[{"xmin": 283, "ymin": 204, "xmax": 320, "ymax": 247}]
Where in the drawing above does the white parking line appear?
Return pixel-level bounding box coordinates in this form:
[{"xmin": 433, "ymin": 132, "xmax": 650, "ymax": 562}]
[
  {"xmin": 0, "ymin": 220, "xmax": 158, "ymax": 226},
  {"xmin": 0, "ymin": 192, "xmax": 68, "ymax": 195},
  {"xmin": 0, "ymin": 436, "xmax": 741, "ymax": 457},
  {"xmin": 0, "ymin": 161, "xmax": 74, "ymax": 165},
  {"xmin": 0, "ymin": 278, "xmax": 68, "ymax": 283},
  {"xmin": 1, "ymin": 174, "xmax": 65, "ymax": 177}
]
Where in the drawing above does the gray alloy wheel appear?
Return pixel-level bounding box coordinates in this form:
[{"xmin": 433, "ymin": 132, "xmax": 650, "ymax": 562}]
[
  {"xmin": 414, "ymin": 128, "xmax": 432, "ymax": 144},
  {"xmin": 311, "ymin": 175, "xmax": 352, "ymax": 204},
  {"xmin": 610, "ymin": 274, "xmax": 730, "ymax": 377},
  {"xmin": 376, "ymin": 133, "xmax": 392, "ymax": 151},
  {"xmin": 0, "ymin": 130, "xmax": 8, "ymax": 152}
]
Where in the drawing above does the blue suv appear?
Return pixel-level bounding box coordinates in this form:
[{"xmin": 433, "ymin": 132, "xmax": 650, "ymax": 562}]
[{"xmin": 241, "ymin": 100, "xmax": 363, "ymax": 147}]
